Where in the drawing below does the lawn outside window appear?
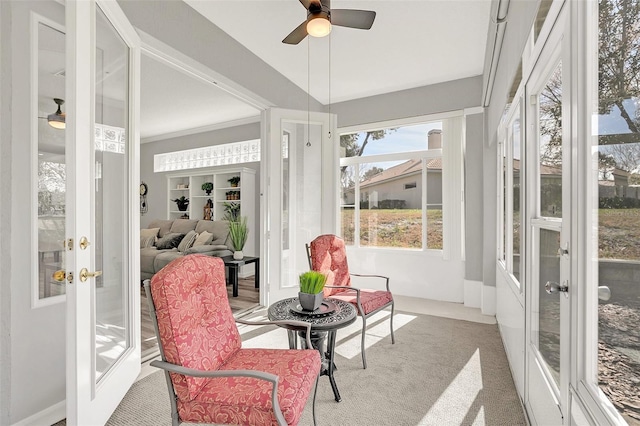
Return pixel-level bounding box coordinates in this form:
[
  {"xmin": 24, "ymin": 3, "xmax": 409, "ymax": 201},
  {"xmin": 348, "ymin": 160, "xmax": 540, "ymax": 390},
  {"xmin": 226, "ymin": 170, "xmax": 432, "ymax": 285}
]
[{"xmin": 339, "ymin": 121, "xmax": 444, "ymax": 251}]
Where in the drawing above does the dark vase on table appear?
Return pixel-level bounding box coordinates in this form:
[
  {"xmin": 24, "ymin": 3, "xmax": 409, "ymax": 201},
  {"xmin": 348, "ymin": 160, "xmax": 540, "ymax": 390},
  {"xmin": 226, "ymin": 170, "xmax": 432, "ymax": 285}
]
[{"xmin": 298, "ymin": 292, "xmax": 323, "ymax": 311}]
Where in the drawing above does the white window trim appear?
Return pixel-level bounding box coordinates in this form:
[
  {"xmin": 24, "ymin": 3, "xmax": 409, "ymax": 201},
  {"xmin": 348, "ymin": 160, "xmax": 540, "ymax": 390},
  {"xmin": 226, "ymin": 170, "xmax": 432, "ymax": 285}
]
[{"xmin": 338, "ymin": 112, "xmax": 464, "ymax": 259}]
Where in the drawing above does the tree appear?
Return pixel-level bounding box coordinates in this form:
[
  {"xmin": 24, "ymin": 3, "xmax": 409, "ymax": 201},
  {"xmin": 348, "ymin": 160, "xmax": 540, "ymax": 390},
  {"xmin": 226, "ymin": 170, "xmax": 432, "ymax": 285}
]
[
  {"xmin": 339, "ymin": 129, "xmax": 397, "ymax": 192},
  {"xmin": 598, "ymin": 0, "xmax": 640, "ymax": 134},
  {"xmin": 362, "ymin": 166, "xmax": 384, "ymax": 181}
]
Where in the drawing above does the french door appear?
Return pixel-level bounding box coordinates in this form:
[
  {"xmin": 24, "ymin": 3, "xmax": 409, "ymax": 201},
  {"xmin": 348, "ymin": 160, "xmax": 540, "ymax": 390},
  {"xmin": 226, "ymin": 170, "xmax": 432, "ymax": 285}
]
[
  {"xmin": 524, "ymin": 6, "xmax": 571, "ymax": 425},
  {"xmin": 65, "ymin": 1, "xmax": 141, "ymax": 424},
  {"xmin": 261, "ymin": 108, "xmax": 337, "ymax": 305}
]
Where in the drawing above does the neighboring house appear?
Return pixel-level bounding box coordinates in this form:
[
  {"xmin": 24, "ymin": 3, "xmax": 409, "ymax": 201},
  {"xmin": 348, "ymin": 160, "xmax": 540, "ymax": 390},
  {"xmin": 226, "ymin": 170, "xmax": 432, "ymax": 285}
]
[{"xmin": 343, "ymin": 158, "xmax": 443, "ymax": 209}]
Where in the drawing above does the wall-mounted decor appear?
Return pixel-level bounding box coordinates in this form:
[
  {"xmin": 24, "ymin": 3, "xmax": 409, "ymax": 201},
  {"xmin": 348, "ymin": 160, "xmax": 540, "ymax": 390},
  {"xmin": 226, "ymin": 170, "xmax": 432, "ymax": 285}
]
[{"xmin": 140, "ymin": 182, "xmax": 148, "ymax": 215}]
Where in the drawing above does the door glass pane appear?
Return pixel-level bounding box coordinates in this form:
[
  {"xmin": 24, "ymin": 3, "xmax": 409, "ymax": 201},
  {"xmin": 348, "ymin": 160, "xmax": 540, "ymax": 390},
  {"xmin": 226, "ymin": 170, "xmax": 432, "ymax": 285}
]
[
  {"xmin": 512, "ymin": 108, "xmax": 523, "ymax": 282},
  {"xmin": 281, "ymin": 122, "xmax": 322, "ymax": 286},
  {"xmin": 95, "ymin": 6, "xmax": 130, "ymax": 380},
  {"xmin": 597, "ymin": 0, "xmax": 640, "ymax": 421},
  {"xmin": 538, "ymin": 62, "xmax": 563, "ymax": 218},
  {"xmin": 536, "ymin": 228, "xmax": 561, "ymax": 385},
  {"xmin": 37, "ymin": 22, "xmax": 66, "ymax": 299}
]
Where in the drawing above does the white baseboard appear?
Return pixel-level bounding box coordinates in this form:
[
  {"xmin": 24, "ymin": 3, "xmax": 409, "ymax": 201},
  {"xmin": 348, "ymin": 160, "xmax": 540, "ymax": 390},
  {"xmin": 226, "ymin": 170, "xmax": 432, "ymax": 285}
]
[
  {"xmin": 481, "ymin": 284, "xmax": 496, "ymax": 316},
  {"xmin": 12, "ymin": 400, "xmax": 65, "ymax": 426},
  {"xmin": 463, "ymin": 279, "xmax": 482, "ymax": 308}
]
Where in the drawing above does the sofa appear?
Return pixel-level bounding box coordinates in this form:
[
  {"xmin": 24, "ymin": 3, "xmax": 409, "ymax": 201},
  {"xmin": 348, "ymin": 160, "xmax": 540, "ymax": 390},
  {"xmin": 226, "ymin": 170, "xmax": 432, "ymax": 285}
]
[{"xmin": 140, "ymin": 218, "xmax": 233, "ymax": 280}]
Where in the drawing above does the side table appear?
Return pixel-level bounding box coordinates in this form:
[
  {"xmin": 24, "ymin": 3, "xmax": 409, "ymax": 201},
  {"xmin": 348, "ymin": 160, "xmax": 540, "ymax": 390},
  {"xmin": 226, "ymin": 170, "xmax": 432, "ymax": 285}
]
[
  {"xmin": 221, "ymin": 256, "xmax": 259, "ymax": 297},
  {"xmin": 268, "ymin": 297, "xmax": 357, "ymax": 402}
]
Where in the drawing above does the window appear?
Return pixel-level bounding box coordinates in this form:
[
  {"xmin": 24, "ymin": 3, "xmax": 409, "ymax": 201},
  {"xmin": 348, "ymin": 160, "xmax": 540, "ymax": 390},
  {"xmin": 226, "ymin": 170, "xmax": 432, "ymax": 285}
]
[
  {"xmin": 498, "ymin": 100, "xmax": 524, "ymax": 289},
  {"xmin": 339, "ymin": 121, "xmax": 443, "ymax": 250}
]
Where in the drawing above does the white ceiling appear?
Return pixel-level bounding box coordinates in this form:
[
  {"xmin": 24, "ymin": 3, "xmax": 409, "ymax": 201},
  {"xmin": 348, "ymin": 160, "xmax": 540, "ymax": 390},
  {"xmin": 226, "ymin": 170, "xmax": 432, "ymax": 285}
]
[
  {"xmin": 185, "ymin": 0, "xmax": 493, "ymax": 104},
  {"xmin": 38, "ymin": 1, "xmax": 493, "ymax": 143}
]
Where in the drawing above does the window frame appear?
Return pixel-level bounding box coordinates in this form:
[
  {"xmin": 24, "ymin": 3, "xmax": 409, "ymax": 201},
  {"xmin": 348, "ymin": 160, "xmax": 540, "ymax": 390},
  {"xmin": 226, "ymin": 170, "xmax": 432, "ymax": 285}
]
[{"xmin": 338, "ymin": 111, "xmax": 463, "ymax": 255}]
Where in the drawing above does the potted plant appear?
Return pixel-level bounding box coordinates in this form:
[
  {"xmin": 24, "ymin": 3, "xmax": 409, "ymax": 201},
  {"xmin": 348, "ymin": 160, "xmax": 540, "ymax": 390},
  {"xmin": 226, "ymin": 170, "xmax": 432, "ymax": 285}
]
[
  {"xmin": 298, "ymin": 271, "xmax": 327, "ymax": 311},
  {"xmin": 228, "ymin": 216, "xmax": 248, "ymax": 260},
  {"xmin": 228, "ymin": 176, "xmax": 241, "ymax": 187},
  {"xmin": 223, "ymin": 202, "xmax": 241, "ymax": 221},
  {"xmin": 172, "ymin": 196, "xmax": 189, "ymax": 211},
  {"xmin": 201, "ymin": 181, "xmax": 213, "ymax": 195}
]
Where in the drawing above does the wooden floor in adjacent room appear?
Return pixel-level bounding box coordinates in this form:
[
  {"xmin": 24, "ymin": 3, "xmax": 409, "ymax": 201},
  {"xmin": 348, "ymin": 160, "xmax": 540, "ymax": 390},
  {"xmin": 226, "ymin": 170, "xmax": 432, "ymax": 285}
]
[{"xmin": 141, "ymin": 276, "xmax": 260, "ymax": 357}]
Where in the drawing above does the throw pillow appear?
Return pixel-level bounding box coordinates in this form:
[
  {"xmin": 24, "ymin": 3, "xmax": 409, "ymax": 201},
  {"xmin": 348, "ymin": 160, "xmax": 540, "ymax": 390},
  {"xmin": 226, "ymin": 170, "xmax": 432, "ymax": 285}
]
[
  {"xmin": 140, "ymin": 227, "xmax": 160, "ymax": 239},
  {"xmin": 140, "ymin": 235, "xmax": 155, "ymax": 249},
  {"xmin": 178, "ymin": 230, "xmax": 198, "ymax": 252},
  {"xmin": 192, "ymin": 230, "xmax": 213, "ymax": 247},
  {"xmin": 156, "ymin": 233, "xmax": 184, "ymax": 250}
]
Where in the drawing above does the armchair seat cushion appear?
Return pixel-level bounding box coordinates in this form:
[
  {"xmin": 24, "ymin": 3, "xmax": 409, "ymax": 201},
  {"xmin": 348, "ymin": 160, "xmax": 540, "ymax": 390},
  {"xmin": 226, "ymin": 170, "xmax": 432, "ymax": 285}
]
[
  {"xmin": 329, "ymin": 289, "xmax": 393, "ymax": 315},
  {"xmin": 178, "ymin": 348, "xmax": 320, "ymax": 426}
]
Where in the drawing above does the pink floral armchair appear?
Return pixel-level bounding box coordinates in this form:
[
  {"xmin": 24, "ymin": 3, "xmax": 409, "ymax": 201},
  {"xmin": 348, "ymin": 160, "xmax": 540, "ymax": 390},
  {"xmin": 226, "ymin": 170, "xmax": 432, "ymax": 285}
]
[
  {"xmin": 145, "ymin": 254, "xmax": 321, "ymax": 426},
  {"xmin": 306, "ymin": 234, "xmax": 395, "ymax": 369}
]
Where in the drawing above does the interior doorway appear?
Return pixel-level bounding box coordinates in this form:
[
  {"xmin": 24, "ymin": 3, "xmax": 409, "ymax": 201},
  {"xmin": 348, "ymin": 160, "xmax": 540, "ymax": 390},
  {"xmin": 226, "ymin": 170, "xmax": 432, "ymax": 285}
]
[{"xmin": 137, "ymin": 45, "xmax": 264, "ymax": 361}]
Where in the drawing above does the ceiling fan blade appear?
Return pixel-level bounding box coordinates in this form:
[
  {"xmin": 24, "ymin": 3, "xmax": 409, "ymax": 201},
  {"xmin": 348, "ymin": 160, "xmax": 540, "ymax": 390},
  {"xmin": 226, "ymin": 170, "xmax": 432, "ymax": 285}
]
[
  {"xmin": 283, "ymin": 20, "xmax": 309, "ymax": 44},
  {"xmin": 331, "ymin": 9, "xmax": 376, "ymax": 29},
  {"xmin": 299, "ymin": 0, "xmax": 313, "ymax": 9}
]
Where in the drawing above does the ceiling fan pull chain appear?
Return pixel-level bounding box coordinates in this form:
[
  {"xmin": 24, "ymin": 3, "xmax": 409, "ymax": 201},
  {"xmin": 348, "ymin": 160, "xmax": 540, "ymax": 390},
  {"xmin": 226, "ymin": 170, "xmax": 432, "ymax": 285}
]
[{"xmin": 307, "ymin": 37, "xmax": 312, "ymax": 147}]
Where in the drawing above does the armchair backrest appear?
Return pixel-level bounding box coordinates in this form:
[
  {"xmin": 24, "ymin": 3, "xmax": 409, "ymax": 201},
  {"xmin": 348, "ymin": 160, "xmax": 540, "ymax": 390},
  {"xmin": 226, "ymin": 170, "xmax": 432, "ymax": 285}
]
[
  {"xmin": 150, "ymin": 254, "xmax": 241, "ymax": 401},
  {"xmin": 309, "ymin": 234, "xmax": 351, "ymax": 297}
]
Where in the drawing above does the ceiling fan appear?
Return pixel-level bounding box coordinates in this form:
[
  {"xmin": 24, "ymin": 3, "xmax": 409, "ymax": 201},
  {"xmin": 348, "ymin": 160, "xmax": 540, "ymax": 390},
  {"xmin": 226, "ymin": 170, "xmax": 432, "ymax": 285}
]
[
  {"xmin": 283, "ymin": 0, "xmax": 376, "ymax": 45},
  {"xmin": 38, "ymin": 98, "xmax": 66, "ymax": 129}
]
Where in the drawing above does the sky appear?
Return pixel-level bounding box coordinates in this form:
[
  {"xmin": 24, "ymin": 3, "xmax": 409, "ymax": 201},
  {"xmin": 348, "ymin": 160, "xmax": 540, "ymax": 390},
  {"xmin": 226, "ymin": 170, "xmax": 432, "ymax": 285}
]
[{"xmin": 346, "ymin": 121, "xmax": 443, "ymax": 157}]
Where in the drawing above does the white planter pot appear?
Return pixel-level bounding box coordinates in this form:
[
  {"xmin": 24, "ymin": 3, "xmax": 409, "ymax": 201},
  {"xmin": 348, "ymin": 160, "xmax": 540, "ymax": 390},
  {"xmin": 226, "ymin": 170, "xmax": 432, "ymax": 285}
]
[{"xmin": 233, "ymin": 250, "xmax": 244, "ymax": 260}]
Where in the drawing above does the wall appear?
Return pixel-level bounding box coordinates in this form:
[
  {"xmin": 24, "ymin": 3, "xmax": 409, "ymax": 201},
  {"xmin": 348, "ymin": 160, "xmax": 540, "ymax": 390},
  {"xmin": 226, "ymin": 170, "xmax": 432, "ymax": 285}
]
[
  {"xmin": 118, "ymin": 0, "xmax": 324, "ymax": 114},
  {"xmin": 0, "ymin": 1, "xmax": 10, "ymax": 423},
  {"xmin": 140, "ymin": 122, "xmax": 261, "ymax": 235},
  {"xmin": 465, "ymin": 113, "xmax": 484, "ymax": 282},
  {"xmin": 4, "ymin": 2, "xmax": 67, "ymax": 424}
]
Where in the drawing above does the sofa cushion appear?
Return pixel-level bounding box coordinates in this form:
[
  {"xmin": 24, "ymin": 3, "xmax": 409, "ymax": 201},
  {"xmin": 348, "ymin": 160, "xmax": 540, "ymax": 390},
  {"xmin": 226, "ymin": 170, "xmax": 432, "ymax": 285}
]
[
  {"xmin": 156, "ymin": 233, "xmax": 185, "ymax": 250},
  {"xmin": 140, "ymin": 227, "xmax": 160, "ymax": 239},
  {"xmin": 170, "ymin": 219, "xmax": 199, "ymax": 235},
  {"xmin": 148, "ymin": 219, "xmax": 174, "ymax": 238},
  {"xmin": 184, "ymin": 245, "xmax": 230, "ymax": 254},
  {"xmin": 178, "ymin": 230, "xmax": 198, "ymax": 252},
  {"xmin": 192, "ymin": 230, "xmax": 213, "ymax": 247},
  {"xmin": 195, "ymin": 220, "xmax": 230, "ymax": 246},
  {"xmin": 140, "ymin": 235, "xmax": 155, "ymax": 248}
]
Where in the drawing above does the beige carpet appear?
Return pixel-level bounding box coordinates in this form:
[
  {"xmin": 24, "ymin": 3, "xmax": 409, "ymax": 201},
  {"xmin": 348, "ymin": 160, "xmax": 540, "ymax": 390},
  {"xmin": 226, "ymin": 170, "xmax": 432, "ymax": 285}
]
[{"xmin": 103, "ymin": 310, "xmax": 526, "ymax": 426}]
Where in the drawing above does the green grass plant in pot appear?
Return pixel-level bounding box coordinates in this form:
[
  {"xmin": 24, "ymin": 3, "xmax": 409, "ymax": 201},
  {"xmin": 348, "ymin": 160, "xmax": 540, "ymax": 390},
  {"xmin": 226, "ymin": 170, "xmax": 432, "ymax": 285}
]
[
  {"xmin": 229, "ymin": 216, "xmax": 248, "ymax": 260},
  {"xmin": 298, "ymin": 271, "xmax": 327, "ymax": 311}
]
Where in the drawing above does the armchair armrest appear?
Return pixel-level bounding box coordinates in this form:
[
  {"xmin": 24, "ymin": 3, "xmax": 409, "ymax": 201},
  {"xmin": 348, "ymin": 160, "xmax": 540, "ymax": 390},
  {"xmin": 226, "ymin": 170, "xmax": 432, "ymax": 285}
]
[
  {"xmin": 150, "ymin": 360, "xmax": 287, "ymax": 426},
  {"xmin": 235, "ymin": 318, "xmax": 314, "ymax": 349},
  {"xmin": 350, "ymin": 273, "xmax": 391, "ymax": 292}
]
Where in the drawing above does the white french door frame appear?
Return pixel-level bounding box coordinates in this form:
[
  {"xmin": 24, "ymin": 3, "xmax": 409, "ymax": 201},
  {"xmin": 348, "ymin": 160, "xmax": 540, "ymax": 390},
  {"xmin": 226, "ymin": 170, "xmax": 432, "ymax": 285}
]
[
  {"xmin": 570, "ymin": 1, "xmax": 629, "ymax": 424},
  {"xmin": 260, "ymin": 108, "xmax": 338, "ymax": 306},
  {"xmin": 65, "ymin": 1, "xmax": 141, "ymax": 424},
  {"xmin": 523, "ymin": 4, "xmax": 572, "ymax": 424}
]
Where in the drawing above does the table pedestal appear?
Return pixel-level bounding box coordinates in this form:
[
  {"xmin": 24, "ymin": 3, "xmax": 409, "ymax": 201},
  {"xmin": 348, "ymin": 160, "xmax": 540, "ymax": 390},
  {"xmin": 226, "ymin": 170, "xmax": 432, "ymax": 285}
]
[{"xmin": 289, "ymin": 329, "xmax": 342, "ymax": 402}]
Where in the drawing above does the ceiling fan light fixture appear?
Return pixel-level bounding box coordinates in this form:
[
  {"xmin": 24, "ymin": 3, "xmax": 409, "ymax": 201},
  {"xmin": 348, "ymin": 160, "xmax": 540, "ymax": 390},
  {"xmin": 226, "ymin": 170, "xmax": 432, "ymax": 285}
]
[
  {"xmin": 307, "ymin": 16, "xmax": 332, "ymax": 38},
  {"xmin": 47, "ymin": 98, "xmax": 66, "ymax": 129}
]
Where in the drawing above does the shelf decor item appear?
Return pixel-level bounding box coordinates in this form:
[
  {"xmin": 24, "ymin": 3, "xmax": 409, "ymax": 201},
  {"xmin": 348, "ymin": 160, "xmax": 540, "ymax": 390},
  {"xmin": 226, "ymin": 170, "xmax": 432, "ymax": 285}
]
[
  {"xmin": 228, "ymin": 216, "xmax": 248, "ymax": 260},
  {"xmin": 201, "ymin": 182, "xmax": 213, "ymax": 195},
  {"xmin": 228, "ymin": 176, "xmax": 241, "ymax": 187},
  {"xmin": 172, "ymin": 196, "xmax": 189, "ymax": 211},
  {"xmin": 298, "ymin": 271, "xmax": 327, "ymax": 311},
  {"xmin": 223, "ymin": 202, "xmax": 241, "ymax": 222}
]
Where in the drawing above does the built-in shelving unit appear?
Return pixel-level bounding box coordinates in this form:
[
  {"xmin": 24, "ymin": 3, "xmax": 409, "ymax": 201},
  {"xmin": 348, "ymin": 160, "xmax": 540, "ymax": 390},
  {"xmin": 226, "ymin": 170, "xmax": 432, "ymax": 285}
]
[{"xmin": 167, "ymin": 167, "xmax": 256, "ymax": 257}]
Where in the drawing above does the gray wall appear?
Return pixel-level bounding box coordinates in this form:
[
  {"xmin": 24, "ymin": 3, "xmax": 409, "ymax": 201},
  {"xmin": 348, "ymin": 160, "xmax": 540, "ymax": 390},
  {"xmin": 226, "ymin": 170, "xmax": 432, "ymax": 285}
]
[
  {"xmin": 140, "ymin": 122, "xmax": 261, "ymax": 232},
  {"xmin": 118, "ymin": 0, "xmax": 324, "ymax": 114},
  {"xmin": 2, "ymin": 1, "xmax": 67, "ymax": 423},
  {"xmin": 0, "ymin": 1, "xmax": 10, "ymax": 423},
  {"xmin": 332, "ymin": 76, "xmax": 483, "ymax": 129},
  {"xmin": 465, "ymin": 113, "xmax": 485, "ymax": 282}
]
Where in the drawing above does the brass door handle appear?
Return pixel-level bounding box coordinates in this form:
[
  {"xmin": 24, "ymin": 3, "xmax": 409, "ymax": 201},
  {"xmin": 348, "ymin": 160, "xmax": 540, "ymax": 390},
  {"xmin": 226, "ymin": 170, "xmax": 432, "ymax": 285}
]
[
  {"xmin": 52, "ymin": 270, "xmax": 73, "ymax": 283},
  {"xmin": 79, "ymin": 268, "xmax": 102, "ymax": 282}
]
